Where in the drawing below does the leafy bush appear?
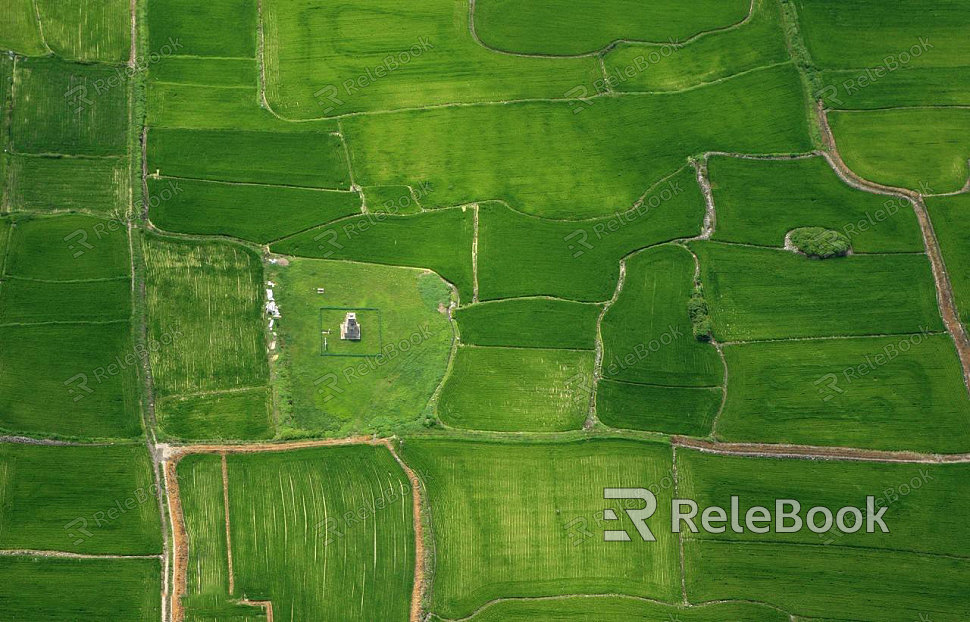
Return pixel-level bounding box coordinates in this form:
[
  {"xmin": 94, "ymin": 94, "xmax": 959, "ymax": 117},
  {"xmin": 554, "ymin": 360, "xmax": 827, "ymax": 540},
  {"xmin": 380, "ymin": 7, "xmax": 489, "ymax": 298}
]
[
  {"xmin": 789, "ymin": 227, "xmax": 851, "ymax": 258},
  {"xmin": 688, "ymin": 281, "xmax": 713, "ymax": 342}
]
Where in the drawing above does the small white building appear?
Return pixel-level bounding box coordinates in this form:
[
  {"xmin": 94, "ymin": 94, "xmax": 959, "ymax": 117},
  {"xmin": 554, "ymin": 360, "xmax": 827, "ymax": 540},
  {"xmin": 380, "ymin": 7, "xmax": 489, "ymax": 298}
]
[{"xmin": 340, "ymin": 312, "xmax": 361, "ymax": 341}]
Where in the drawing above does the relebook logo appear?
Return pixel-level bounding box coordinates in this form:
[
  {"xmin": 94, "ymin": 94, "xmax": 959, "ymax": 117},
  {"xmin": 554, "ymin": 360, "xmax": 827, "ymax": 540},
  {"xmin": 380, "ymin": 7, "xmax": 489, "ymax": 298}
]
[{"xmin": 602, "ymin": 488, "xmax": 889, "ymax": 542}]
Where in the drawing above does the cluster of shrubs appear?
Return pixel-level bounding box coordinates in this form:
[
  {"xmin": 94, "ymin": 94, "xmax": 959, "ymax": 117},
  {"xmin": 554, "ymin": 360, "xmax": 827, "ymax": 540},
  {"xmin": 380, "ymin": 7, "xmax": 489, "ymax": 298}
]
[
  {"xmin": 789, "ymin": 227, "xmax": 851, "ymax": 259},
  {"xmin": 688, "ymin": 280, "xmax": 712, "ymax": 342}
]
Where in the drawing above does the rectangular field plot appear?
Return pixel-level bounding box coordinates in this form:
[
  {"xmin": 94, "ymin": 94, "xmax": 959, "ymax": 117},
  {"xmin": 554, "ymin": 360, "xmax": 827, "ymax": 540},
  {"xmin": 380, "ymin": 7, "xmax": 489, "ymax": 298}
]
[
  {"xmin": 400, "ymin": 438, "xmax": 681, "ymax": 619},
  {"xmin": 148, "ymin": 0, "xmax": 257, "ymax": 58},
  {"xmin": 142, "ymin": 234, "xmax": 268, "ymax": 398},
  {"xmin": 597, "ymin": 380, "xmax": 722, "ymax": 436},
  {"xmin": 4, "ymin": 214, "xmax": 131, "ymax": 280},
  {"xmin": 0, "ymin": 556, "xmax": 161, "ymax": 621},
  {"xmin": 35, "ymin": 0, "xmax": 131, "ymax": 62},
  {"xmin": 462, "ymin": 598, "xmax": 787, "ymax": 622},
  {"xmin": 454, "ymin": 298, "xmax": 601, "ymax": 350},
  {"xmin": 319, "ymin": 307, "xmax": 382, "ymax": 356},
  {"xmin": 0, "ymin": 278, "xmax": 130, "ymax": 324},
  {"xmin": 269, "ymin": 258, "xmax": 453, "ymax": 435},
  {"xmin": 147, "ymin": 129, "xmax": 350, "ymax": 189},
  {"xmin": 11, "ymin": 57, "xmax": 128, "ymax": 156},
  {"xmin": 147, "ymin": 178, "xmax": 361, "ymax": 243},
  {"xmin": 0, "ymin": 0, "xmax": 47, "ymax": 56},
  {"xmin": 708, "ymin": 155, "xmax": 924, "ymax": 252},
  {"xmin": 5, "ymin": 155, "xmax": 130, "ymax": 216},
  {"xmin": 157, "ymin": 388, "xmax": 272, "ymax": 441},
  {"xmin": 717, "ymin": 335, "xmax": 970, "ymax": 452},
  {"xmin": 177, "ymin": 446, "xmax": 415, "ymax": 621},
  {"xmin": 0, "ymin": 444, "xmax": 160, "ymax": 554},
  {"xmin": 692, "ymin": 242, "xmax": 943, "ymax": 340},
  {"xmin": 437, "ymin": 346, "xmax": 593, "ymax": 432}
]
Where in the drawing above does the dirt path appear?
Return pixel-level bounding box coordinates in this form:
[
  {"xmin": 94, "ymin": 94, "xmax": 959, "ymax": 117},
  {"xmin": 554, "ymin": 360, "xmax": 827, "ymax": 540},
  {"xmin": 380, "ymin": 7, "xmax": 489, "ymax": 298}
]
[
  {"xmin": 164, "ymin": 436, "xmax": 427, "ymax": 622},
  {"xmin": 672, "ymin": 436, "xmax": 970, "ymax": 464},
  {"xmin": 817, "ymin": 103, "xmax": 970, "ymax": 396},
  {"xmin": 0, "ymin": 550, "xmax": 161, "ymax": 560}
]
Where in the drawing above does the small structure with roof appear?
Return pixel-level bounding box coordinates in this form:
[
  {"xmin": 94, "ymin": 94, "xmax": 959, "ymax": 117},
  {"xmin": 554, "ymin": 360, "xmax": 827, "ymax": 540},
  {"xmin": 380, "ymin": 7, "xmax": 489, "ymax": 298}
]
[{"xmin": 340, "ymin": 312, "xmax": 361, "ymax": 341}]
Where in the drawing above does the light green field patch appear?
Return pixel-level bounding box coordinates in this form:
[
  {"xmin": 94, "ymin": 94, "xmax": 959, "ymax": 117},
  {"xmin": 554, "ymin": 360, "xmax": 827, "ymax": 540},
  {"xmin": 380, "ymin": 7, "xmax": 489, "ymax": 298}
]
[
  {"xmin": 455, "ymin": 298, "xmax": 601, "ymax": 350},
  {"xmin": 438, "ymin": 345, "xmax": 593, "ymax": 432},
  {"xmin": 926, "ymin": 193, "xmax": 970, "ymax": 325},
  {"xmin": 147, "ymin": 82, "xmax": 309, "ymax": 131},
  {"xmin": 318, "ymin": 307, "xmax": 382, "ymax": 356},
  {"xmin": 718, "ymin": 334, "xmax": 970, "ymax": 452},
  {"xmin": 0, "ymin": 1, "xmax": 47, "ymax": 56},
  {"xmin": 148, "ymin": 178, "xmax": 361, "ymax": 243},
  {"xmin": 35, "ymin": 0, "xmax": 131, "ymax": 62},
  {"xmin": 400, "ymin": 438, "xmax": 681, "ymax": 619},
  {"xmin": 0, "ymin": 556, "xmax": 161, "ymax": 621},
  {"xmin": 5, "ymin": 155, "xmax": 130, "ymax": 216},
  {"xmin": 270, "ymin": 258, "xmax": 453, "ymax": 436},
  {"xmin": 597, "ymin": 380, "xmax": 722, "ymax": 435},
  {"xmin": 828, "ymin": 108, "xmax": 970, "ymax": 193},
  {"xmin": 344, "ymin": 64, "xmax": 811, "ymax": 216},
  {"xmin": 475, "ymin": 0, "xmax": 749, "ymax": 55},
  {"xmin": 692, "ymin": 242, "xmax": 943, "ymax": 340},
  {"xmin": 142, "ymin": 233, "xmax": 268, "ymax": 397},
  {"xmin": 709, "ymin": 155, "xmax": 924, "ymax": 252},
  {"xmin": 361, "ymin": 185, "xmax": 422, "ymax": 215},
  {"xmin": 157, "ymin": 388, "xmax": 273, "ymax": 441},
  {"xmin": 601, "ymin": 244, "xmax": 723, "ymax": 386},
  {"xmin": 604, "ymin": 0, "xmax": 788, "ymax": 92},
  {"xmin": 12, "ymin": 57, "xmax": 128, "ymax": 156},
  {"xmin": 0, "ymin": 444, "xmax": 160, "ymax": 554}
]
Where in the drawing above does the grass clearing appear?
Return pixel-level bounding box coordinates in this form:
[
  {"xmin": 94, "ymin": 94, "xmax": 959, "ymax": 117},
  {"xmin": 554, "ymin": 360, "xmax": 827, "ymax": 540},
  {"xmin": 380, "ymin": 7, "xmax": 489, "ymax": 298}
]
[
  {"xmin": 148, "ymin": 178, "xmax": 361, "ymax": 243},
  {"xmin": 455, "ymin": 298, "xmax": 601, "ymax": 350},
  {"xmin": 717, "ymin": 335, "xmax": 970, "ymax": 452},
  {"xmin": 597, "ymin": 380, "xmax": 722, "ymax": 435},
  {"xmin": 400, "ymin": 438, "xmax": 681, "ymax": 619},
  {"xmin": 269, "ymin": 258, "xmax": 453, "ymax": 436},
  {"xmin": 5, "ymin": 155, "xmax": 130, "ymax": 216},
  {"xmin": 0, "ymin": 444, "xmax": 160, "ymax": 554},
  {"xmin": 157, "ymin": 389, "xmax": 273, "ymax": 441},
  {"xmin": 35, "ymin": 0, "xmax": 131, "ymax": 62},
  {"xmin": 692, "ymin": 242, "xmax": 942, "ymax": 340},
  {"xmin": 142, "ymin": 233, "xmax": 268, "ymax": 398},
  {"xmin": 437, "ymin": 346, "xmax": 594, "ymax": 432},
  {"xmin": 709, "ymin": 155, "xmax": 924, "ymax": 252}
]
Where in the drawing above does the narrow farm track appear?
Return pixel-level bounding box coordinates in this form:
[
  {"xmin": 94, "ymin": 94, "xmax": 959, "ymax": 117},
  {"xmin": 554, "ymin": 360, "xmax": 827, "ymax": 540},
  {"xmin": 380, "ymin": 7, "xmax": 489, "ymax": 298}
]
[
  {"xmin": 672, "ymin": 436, "xmax": 970, "ymax": 464},
  {"xmin": 0, "ymin": 550, "xmax": 161, "ymax": 560},
  {"xmin": 221, "ymin": 453, "xmax": 235, "ymax": 596},
  {"xmin": 817, "ymin": 104, "xmax": 970, "ymax": 396},
  {"xmin": 163, "ymin": 436, "xmax": 427, "ymax": 622}
]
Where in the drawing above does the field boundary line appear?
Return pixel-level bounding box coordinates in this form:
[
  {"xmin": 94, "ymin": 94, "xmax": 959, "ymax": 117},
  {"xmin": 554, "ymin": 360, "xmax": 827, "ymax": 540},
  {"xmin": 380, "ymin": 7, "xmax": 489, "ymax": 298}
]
[
  {"xmin": 29, "ymin": 0, "xmax": 54, "ymax": 56},
  {"xmin": 600, "ymin": 377, "xmax": 720, "ymax": 391},
  {"xmin": 672, "ymin": 436, "xmax": 970, "ymax": 464},
  {"xmin": 221, "ymin": 453, "xmax": 235, "ymax": 595},
  {"xmin": 817, "ymin": 102, "xmax": 970, "ymax": 396},
  {"xmin": 157, "ymin": 385, "xmax": 269, "ymax": 404},
  {"xmin": 589, "ymin": 258, "xmax": 626, "ymax": 427},
  {"xmin": 672, "ymin": 445, "xmax": 688, "ymax": 604},
  {"xmin": 0, "ymin": 435, "xmax": 113, "ymax": 446},
  {"xmin": 465, "ymin": 0, "xmax": 757, "ymax": 59},
  {"xmin": 151, "ymin": 175, "xmax": 358, "ymax": 194},
  {"xmin": 335, "ymin": 120, "xmax": 357, "ymax": 191},
  {"xmin": 0, "ymin": 549, "xmax": 161, "ymax": 560},
  {"xmin": 0, "ymin": 318, "xmax": 131, "ymax": 328},
  {"xmin": 457, "ymin": 343, "xmax": 594, "ymax": 354},
  {"xmin": 7, "ymin": 150, "xmax": 126, "ymax": 160},
  {"xmin": 3, "ymin": 275, "xmax": 131, "ymax": 284},
  {"xmin": 150, "ymin": 81, "xmax": 253, "ymax": 90},
  {"xmin": 471, "ymin": 204, "xmax": 479, "ymax": 303},
  {"xmin": 385, "ymin": 441, "xmax": 427, "ymax": 622},
  {"xmin": 683, "ymin": 535, "xmax": 970, "ymax": 562},
  {"xmin": 719, "ymin": 330, "xmax": 947, "ymax": 346}
]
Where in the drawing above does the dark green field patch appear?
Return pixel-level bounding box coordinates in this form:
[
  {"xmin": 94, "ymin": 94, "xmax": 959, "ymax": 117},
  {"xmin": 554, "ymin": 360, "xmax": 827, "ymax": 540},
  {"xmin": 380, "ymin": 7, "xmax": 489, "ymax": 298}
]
[
  {"xmin": 148, "ymin": 0, "xmax": 257, "ymax": 58},
  {"xmin": 5, "ymin": 155, "xmax": 129, "ymax": 216},
  {"xmin": 438, "ymin": 346, "xmax": 593, "ymax": 432},
  {"xmin": 718, "ymin": 335, "xmax": 970, "ymax": 452},
  {"xmin": 271, "ymin": 208, "xmax": 475, "ymax": 303},
  {"xmin": 819, "ymin": 67, "xmax": 970, "ymax": 109},
  {"xmin": 0, "ymin": 444, "xmax": 160, "ymax": 554},
  {"xmin": 150, "ymin": 57, "xmax": 257, "ymax": 87},
  {"xmin": 597, "ymin": 380, "xmax": 722, "ymax": 435},
  {"xmin": 147, "ymin": 129, "xmax": 350, "ymax": 188},
  {"xmin": 0, "ymin": 278, "xmax": 130, "ymax": 324},
  {"xmin": 157, "ymin": 388, "xmax": 273, "ymax": 441},
  {"xmin": 4, "ymin": 215, "xmax": 131, "ymax": 280},
  {"xmin": 455, "ymin": 298, "xmax": 600, "ymax": 350},
  {"xmin": 692, "ymin": 242, "xmax": 942, "ymax": 340},
  {"xmin": 0, "ymin": 556, "xmax": 161, "ymax": 621},
  {"xmin": 35, "ymin": 0, "xmax": 131, "ymax": 62},
  {"xmin": 11, "ymin": 57, "xmax": 128, "ymax": 156},
  {"xmin": 148, "ymin": 178, "xmax": 361, "ymax": 243},
  {"xmin": 708, "ymin": 155, "xmax": 924, "ymax": 252}
]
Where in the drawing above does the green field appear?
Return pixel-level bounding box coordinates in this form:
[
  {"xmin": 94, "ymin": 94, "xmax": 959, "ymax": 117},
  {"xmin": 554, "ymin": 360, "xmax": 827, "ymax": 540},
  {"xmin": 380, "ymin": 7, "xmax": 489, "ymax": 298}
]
[
  {"xmin": 926, "ymin": 193, "xmax": 970, "ymax": 325},
  {"xmin": 0, "ymin": 556, "xmax": 161, "ymax": 621},
  {"xmin": 455, "ymin": 298, "xmax": 601, "ymax": 350},
  {"xmin": 400, "ymin": 438, "xmax": 680, "ymax": 619},
  {"xmin": 148, "ymin": 178, "xmax": 361, "ymax": 243},
  {"xmin": 157, "ymin": 389, "xmax": 273, "ymax": 441},
  {"xmin": 344, "ymin": 65, "xmax": 810, "ymax": 217},
  {"xmin": 270, "ymin": 208, "xmax": 475, "ymax": 303},
  {"xmin": 709, "ymin": 155, "xmax": 924, "ymax": 252},
  {"xmin": 604, "ymin": 0, "xmax": 788, "ymax": 92},
  {"xmin": 474, "ymin": 0, "xmax": 749, "ymax": 55},
  {"xmin": 269, "ymin": 258, "xmax": 453, "ymax": 435},
  {"xmin": 438, "ymin": 346, "xmax": 594, "ymax": 431},
  {"xmin": 0, "ymin": 278, "xmax": 130, "ymax": 323},
  {"xmin": 601, "ymin": 245, "xmax": 723, "ymax": 386},
  {"xmin": 148, "ymin": 0, "xmax": 256, "ymax": 58},
  {"xmin": 0, "ymin": 444, "xmax": 160, "ymax": 554},
  {"xmin": 717, "ymin": 334, "xmax": 970, "ymax": 452},
  {"xmin": 0, "ymin": 1, "xmax": 47, "ymax": 56},
  {"xmin": 11, "ymin": 57, "xmax": 128, "ymax": 156},
  {"xmin": 456, "ymin": 598, "xmax": 788, "ymax": 621},
  {"xmin": 597, "ymin": 380, "xmax": 723, "ymax": 435},
  {"xmin": 178, "ymin": 446, "xmax": 415, "ymax": 620},
  {"xmin": 142, "ymin": 234, "xmax": 268, "ymax": 400},
  {"xmin": 5, "ymin": 155, "xmax": 130, "ymax": 216},
  {"xmin": 3, "ymin": 215, "xmax": 131, "ymax": 280},
  {"xmin": 35, "ymin": 0, "xmax": 131, "ymax": 62},
  {"xmin": 692, "ymin": 242, "xmax": 942, "ymax": 340}
]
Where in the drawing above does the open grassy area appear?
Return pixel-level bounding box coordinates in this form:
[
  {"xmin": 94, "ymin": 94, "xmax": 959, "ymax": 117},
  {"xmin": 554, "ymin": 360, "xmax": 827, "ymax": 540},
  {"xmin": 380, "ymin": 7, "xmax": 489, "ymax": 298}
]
[
  {"xmin": 455, "ymin": 298, "xmax": 601, "ymax": 350},
  {"xmin": 692, "ymin": 242, "xmax": 942, "ymax": 340},
  {"xmin": 0, "ymin": 444, "xmax": 160, "ymax": 554},
  {"xmin": 0, "ymin": 556, "xmax": 161, "ymax": 621},
  {"xmin": 400, "ymin": 438, "xmax": 680, "ymax": 619},
  {"xmin": 709, "ymin": 155, "xmax": 924, "ymax": 252},
  {"xmin": 438, "ymin": 346, "xmax": 594, "ymax": 431},
  {"xmin": 269, "ymin": 257, "xmax": 453, "ymax": 436},
  {"xmin": 474, "ymin": 0, "xmax": 749, "ymax": 55},
  {"xmin": 926, "ymin": 193, "xmax": 970, "ymax": 325}
]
